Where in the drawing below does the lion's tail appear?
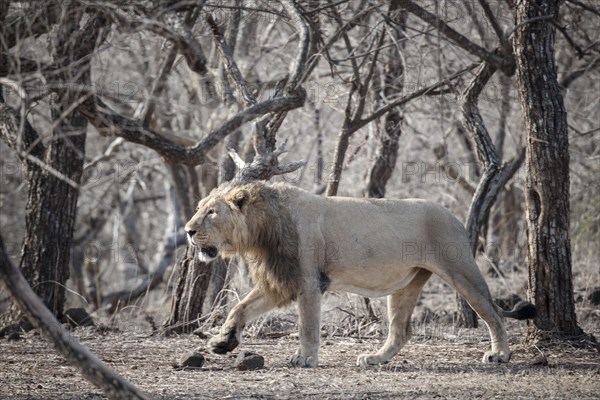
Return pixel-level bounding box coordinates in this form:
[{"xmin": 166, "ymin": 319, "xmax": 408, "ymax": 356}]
[{"xmin": 501, "ymin": 300, "xmax": 537, "ymax": 320}]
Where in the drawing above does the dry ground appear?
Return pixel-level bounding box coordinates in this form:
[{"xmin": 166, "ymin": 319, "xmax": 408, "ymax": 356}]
[{"xmin": 1, "ymin": 318, "xmax": 599, "ymax": 400}]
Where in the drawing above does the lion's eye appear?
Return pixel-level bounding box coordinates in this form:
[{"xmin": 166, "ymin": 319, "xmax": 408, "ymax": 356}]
[{"xmin": 207, "ymin": 209, "xmax": 215, "ymax": 215}]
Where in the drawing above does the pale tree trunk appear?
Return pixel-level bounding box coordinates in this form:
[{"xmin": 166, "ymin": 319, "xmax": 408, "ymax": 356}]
[{"xmin": 513, "ymin": 0, "xmax": 582, "ymax": 339}]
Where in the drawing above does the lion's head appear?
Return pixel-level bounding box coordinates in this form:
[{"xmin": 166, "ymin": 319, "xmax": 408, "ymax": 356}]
[
  {"xmin": 184, "ymin": 183, "xmax": 254, "ymax": 262},
  {"xmin": 184, "ymin": 181, "xmax": 301, "ymax": 304}
]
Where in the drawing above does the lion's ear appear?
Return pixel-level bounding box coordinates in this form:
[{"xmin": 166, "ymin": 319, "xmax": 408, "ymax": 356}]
[{"xmin": 227, "ymin": 189, "xmax": 250, "ymax": 211}]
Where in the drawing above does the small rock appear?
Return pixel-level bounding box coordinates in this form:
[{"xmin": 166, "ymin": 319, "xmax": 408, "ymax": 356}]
[
  {"xmin": 234, "ymin": 351, "xmax": 264, "ymax": 371},
  {"xmin": 179, "ymin": 352, "xmax": 205, "ymax": 369},
  {"xmin": 192, "ymin": 327, "xmax": 208, "ymax": 339},
  {"xmin": 587, "ymin": 287, "xmax": 600, "ymax": 306},
  {"xmin": 62, "ymin": 308, "xmax": 95, "ymax": 327},
  {"xmin": 530, "ymin": 355, "xmax": 549, "ymax": 366}
]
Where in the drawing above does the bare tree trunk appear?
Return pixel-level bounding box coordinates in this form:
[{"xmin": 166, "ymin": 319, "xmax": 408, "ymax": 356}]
[
  {"xmin": 365, "ymin": 5, "xmax": 405, "ymax": 196},
  {"xmin": 164, "ymin": 157, "xmax": 213, "ymax": 333},
  {"xmin": 0, "ymin": 7, "xmax": 106, "ymax": 327},
  {"xmin": 456, "ymin": 61, "xmax": 525, "ymax": 328},
  {"xmin": 165, "ymin": 245, "xmax": 212, "ymax": 333},
  {"xmin": 513, "ymin": 0, "xmax": 583, "ymax": 340}
]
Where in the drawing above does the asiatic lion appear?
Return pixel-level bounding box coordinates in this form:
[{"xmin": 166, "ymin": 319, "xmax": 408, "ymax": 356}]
[{"xmin": 185, "ymin": 181, "xmax": 536, "ymax": 367}]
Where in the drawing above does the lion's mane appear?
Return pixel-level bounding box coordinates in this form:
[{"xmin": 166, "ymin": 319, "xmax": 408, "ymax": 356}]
[{"xmin": 223, "ymin": 183, "xmax": 302, "ymax": 306}]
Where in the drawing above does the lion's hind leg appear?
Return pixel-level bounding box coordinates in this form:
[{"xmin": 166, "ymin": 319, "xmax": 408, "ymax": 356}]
[
  {"xmin": 357, "ymin": 269, "xmax": 432, "ymax": 367},
  {"xmin": 437, "ymin": 266, "xmax": 512, "ymax": 363}
]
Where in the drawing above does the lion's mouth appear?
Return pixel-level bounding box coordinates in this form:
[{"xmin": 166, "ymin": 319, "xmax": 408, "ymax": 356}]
[{"xmin": 199, "ymin": 246, "xmax": 219, "ymax": 262}]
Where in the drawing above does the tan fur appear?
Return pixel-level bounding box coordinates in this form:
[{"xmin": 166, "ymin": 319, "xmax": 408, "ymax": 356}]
[{"xmin": 185, "ymin": 181, "xmax": 532, "ymax": 367}]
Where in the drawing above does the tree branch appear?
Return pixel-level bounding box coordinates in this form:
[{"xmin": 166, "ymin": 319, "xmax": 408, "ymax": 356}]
[
  {"xmin": 78, "ymin": 91, "xmax": 305, "ymax": 165},
  {"xmin": 459, "ymin": 62, "xmax": 500, "ymax": 168},
  {"xmin": 396, "ymin": 0, "xmax": 515, "ymax": 75},
  {"xmin": 206, "ymin": 14, "xmax": 257, "ymax": 106},
  {"xmin": 354, "ymin": 63, "xmax": 479, "ymax": 133},
  {"xmin": 477, "ymin": 0, "xmax": 508, "ymax": 48},
  {"xmin": 161, "ymin": 9, "xmax": 209, "ymax": 76},
  {"xmin": 93, "ymin": 3, "xmax": 209, "ymax": 77},
  {"xmin": 280, "ymin": 0, "xmax": 311, "ymax": 92}
]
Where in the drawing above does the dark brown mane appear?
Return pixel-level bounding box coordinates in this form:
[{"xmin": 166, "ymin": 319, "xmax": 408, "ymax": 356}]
[{"xmin": 229, "ymin": 182, "xmax": 302, "ymax": 306}]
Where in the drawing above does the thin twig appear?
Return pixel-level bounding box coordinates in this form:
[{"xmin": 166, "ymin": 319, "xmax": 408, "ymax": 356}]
[
  {"xmin": 477, "ymin": 0, "xmax": 507, "ymax": 48},
  {"xmin": 206, "ymin": 14, "xmax": 257, "ymax": 106}
]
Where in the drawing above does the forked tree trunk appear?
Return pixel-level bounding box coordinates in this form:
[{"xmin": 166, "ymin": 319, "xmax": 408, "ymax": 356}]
[{"xmin": 513, "ymin": 0, "xmax": 582, "ymax": 339}]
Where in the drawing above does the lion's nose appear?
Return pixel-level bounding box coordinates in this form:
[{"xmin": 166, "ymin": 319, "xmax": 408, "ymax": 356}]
[{"xmin": 186, "ymin": 229, "xmax": 196, "ymax": 237}]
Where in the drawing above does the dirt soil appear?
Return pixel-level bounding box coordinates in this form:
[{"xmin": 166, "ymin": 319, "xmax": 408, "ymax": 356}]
[{"xmin": 1, "ymin": 320, "xmax": 599, "ymax": 400}]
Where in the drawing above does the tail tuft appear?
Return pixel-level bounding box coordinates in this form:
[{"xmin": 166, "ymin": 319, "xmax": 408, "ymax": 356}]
[{"xmin": 502, "ymin": 300, "xmax": 537, "ymax": 320}]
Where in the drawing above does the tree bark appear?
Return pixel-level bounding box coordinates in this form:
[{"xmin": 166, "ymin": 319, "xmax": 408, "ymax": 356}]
[
  {"xmin": 513, "ymin": 0, "xmax": 582, "ymax": 339},
  {"xmin": 165, "ymin": 246, "xmax": 212, "ymax": 333},
  {"xmin": 1, "ymin": 8, "xmax": 107, "ymax": 327}
]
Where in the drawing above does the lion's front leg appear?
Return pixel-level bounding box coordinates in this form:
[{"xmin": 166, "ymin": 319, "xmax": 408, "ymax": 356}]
[
  {"xmin": 289, "ymin": 287, "xmax": 322, "ymax": 368},
  {"xmin": 208, "ymin": 287, "xmax": 278, "ymax": 354}
]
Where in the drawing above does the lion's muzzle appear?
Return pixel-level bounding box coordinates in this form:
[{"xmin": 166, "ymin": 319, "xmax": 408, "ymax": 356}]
[{"xmin": 185, "ymin": 228, "xmax": 219, "ymax": 262}]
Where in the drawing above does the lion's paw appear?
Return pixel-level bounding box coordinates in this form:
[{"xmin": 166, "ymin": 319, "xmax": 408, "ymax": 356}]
[
  {"xmin": 208, "ymin": 328, "xmax": 239, "ymax": 354},
  {"xmin": 289, "ymin": 351, "xmax": 318, "ymax": 368},
  {"xmin": 356, "ymin": 354, "xmax": 388, "ymax": 367},
  {"xmin": 482, "ymin": 350, "xmax": 511, "ymax": 363}
]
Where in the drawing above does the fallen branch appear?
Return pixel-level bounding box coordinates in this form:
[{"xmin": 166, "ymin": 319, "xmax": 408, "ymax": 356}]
[{"xmin": 0, "ymin": 234, "xmax": 152, "ymax": 400}]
